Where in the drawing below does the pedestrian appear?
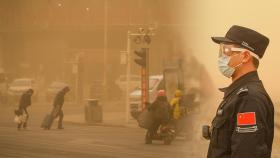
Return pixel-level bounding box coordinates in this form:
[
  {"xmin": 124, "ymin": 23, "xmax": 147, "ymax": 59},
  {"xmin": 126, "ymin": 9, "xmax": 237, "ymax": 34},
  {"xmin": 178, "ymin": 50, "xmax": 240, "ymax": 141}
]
[
  {"xmin": 205, "ymin": 25, "xmax": 274, "ymax": 158},
  {"xmin": 170, "ymin": 89, "xmax": 183, "ymax": 120},
  {"xmin": 145, "ymin": 90, "xmax": 171, "ymax": 144},
  {"xmin": 169, "ymin": 89, "xmax": 184, "ymax": 133},
  {"xmin": 51, "ymin": 86, "xmax": 70, "ymax": 129},
  {"xmin": 17, "ymin": 89, "xmax": 33, "ymax": 130}
]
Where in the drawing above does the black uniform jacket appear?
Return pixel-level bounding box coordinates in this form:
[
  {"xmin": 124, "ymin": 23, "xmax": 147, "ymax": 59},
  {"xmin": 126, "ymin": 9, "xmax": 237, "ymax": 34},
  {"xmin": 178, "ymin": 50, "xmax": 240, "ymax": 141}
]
[{"xmin": 207, "ymin": 71, "xmax": 274, "ymax": 158}]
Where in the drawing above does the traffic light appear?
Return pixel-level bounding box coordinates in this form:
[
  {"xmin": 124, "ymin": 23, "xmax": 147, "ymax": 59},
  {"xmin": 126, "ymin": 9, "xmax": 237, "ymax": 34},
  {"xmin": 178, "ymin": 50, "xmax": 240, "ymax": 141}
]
[
  {"xmin": 134, "ymin": 48, "xmax": 147, "ymax": 67},
  {"xmin": 134, "ymin": 48, "xmax": 149, "ymax": 110}
]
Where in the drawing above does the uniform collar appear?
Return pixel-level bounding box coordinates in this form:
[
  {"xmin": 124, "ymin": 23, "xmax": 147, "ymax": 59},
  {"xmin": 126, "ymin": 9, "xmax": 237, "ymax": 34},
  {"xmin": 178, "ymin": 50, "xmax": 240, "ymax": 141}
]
[{"xmin": 219, "ymin": 71, "xmax": 260, "ymax": 99}]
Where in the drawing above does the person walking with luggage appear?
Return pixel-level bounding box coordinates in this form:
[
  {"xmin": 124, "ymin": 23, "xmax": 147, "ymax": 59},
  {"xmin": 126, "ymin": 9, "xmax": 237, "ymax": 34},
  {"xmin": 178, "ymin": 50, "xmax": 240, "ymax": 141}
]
[
  {"xmin": 51, "ymin": 86, "xmax": 70, "ymax": 129},
  {"xmin": 145, "ymin": 90, "xmax": 171, "ymax": 144},
  {"xmin": 17, "ymin": 89, "xmax": 33, "ymax": 130}
]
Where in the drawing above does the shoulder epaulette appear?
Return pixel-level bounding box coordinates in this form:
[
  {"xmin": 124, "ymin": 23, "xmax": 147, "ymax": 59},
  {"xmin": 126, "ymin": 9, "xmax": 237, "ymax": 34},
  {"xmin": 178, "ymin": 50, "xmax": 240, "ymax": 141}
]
[{"xmin": 236, "ymin": 87, "xmax": 249, "ymax": 96}]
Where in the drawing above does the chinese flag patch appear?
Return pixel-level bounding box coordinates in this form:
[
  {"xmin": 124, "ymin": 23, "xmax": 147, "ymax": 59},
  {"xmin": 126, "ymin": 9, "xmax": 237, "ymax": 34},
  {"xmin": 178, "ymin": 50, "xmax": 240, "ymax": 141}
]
[{"xmin": 237, "ymin": 112, "xmax": 256, "ymax": 126}]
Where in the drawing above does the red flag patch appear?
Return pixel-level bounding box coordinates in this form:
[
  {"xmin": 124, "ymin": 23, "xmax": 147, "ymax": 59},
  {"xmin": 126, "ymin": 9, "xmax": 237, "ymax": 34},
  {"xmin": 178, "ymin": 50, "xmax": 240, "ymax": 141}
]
[{"xmin": 237, "ymin": 112, "xmax": 256, "ymax": 126}]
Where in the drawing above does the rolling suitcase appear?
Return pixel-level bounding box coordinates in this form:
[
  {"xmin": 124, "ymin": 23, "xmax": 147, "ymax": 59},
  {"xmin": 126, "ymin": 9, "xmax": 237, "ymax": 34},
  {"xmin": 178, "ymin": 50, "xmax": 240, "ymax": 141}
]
[{"xmin": 41, "ymin": 114, "xmax": 54, "ymax": 130}]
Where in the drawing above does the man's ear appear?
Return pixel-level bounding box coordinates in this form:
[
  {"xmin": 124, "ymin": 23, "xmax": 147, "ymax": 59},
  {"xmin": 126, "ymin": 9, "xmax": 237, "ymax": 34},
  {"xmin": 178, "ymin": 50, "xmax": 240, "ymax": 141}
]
[{"xmin": 241, "ymin": 51, "xmax": 252, "ymax": 63}]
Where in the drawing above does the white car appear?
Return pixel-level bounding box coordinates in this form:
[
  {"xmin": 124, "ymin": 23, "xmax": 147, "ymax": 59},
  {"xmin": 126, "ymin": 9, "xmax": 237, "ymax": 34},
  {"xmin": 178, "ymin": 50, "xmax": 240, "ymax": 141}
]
[
  {"xmin": 8, "ymin": 78, "xmax": 38, "ymax": 102},
  {"xmin": 129, "ymin": 75, "xmax": 164, "ymax": 118},
  {"xmin": 0, "ymin": 72, "xmax": 8, "ymax": 104},
  {"xmin": 115, "ymin": 75, "xmax": 141, "ymax": 92}
]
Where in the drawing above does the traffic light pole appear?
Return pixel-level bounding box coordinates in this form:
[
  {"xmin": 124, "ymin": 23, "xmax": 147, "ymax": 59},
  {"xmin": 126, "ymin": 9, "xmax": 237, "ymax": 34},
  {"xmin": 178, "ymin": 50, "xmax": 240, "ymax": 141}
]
[
  {"xmin": 140, "ymin": 48, "xmax": 149, "ymax": 110},
  {"xmin": 146, "ymin": 48, "xmax": 149, "ymax": 109}
]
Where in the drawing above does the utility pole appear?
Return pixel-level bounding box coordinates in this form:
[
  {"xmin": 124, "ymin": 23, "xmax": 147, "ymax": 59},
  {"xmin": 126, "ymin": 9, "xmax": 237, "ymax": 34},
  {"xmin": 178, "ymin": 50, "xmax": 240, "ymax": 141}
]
[
  {"xmin": 125, "ymin": 31, "xmax": 131, "ymax": 123},
  {"xmin": 103, "ymin": 0, "xmax": 108, "ymax": 90}
]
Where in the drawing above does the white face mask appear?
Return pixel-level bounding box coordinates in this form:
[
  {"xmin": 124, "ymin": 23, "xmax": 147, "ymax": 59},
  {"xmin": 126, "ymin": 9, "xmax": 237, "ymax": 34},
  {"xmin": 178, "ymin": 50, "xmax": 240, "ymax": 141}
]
[{"xmin": 218, "ymin": 54, "xmax": 243, "ymax": 78}]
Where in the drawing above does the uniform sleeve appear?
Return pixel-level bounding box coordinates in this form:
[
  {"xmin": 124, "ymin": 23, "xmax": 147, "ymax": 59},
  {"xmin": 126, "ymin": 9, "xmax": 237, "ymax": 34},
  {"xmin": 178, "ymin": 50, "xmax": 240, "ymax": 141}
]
[{"xmin": 231, "ymin": 95, "xmax": 269, "ymax": 158}]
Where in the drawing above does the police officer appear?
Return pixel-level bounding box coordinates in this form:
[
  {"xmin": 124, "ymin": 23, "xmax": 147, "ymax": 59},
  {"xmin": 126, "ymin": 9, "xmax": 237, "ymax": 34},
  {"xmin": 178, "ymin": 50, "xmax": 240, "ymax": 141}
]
[
  {"xmin": 17, "ymin": 89, "xmax": 34, "ymax": 130},
  {"xmin": 52, "ymin": 86, "xmax": 70, "ymax": 129},
  {"xmin": 204, "ymin": 25, "xmax": 274, "ymax": 158}
]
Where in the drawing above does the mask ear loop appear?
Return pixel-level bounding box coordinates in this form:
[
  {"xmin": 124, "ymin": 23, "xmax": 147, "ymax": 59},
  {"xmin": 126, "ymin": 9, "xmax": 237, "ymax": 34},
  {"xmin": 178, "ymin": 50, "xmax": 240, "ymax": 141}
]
[
  {"xmin": 232, "ymin": 50, "xmax": 246, "ymax": 69},
  {"xmin": 231, "ymin": 47, "xmax": 260, "ymax": 60}
]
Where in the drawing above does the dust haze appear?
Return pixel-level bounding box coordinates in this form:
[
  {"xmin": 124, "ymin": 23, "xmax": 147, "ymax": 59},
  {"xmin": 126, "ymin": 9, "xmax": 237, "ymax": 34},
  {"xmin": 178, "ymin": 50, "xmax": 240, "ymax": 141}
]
[{"xmin": 0, "ymin": 0, "xmax": 279, "ymax": 157}]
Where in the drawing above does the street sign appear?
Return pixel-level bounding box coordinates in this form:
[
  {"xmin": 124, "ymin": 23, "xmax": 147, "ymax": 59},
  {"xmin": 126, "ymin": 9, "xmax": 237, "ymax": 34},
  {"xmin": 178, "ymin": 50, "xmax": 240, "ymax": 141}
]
[
  {"xmin": 140, "ymin": 66, "xmax": 149, "ymax": 110},
  {"xmin": 137, "ymin": 48, "xmax": 149, "ymax": 110}
]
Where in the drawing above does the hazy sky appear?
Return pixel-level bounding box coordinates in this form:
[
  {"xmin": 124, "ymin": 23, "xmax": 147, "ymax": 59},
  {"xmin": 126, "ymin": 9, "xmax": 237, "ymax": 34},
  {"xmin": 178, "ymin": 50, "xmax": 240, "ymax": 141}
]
[{"xmin": 184, "ymin": 0, "xmax": 280, "ymax": 102}]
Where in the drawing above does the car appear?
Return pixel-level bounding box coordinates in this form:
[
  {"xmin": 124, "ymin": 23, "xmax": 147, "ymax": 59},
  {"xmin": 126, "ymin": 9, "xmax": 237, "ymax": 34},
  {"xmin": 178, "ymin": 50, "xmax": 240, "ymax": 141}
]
[
  {"xmin": 115, "ymin": 75, "xmax": 141, "ymax": 92},
  {"xmin": 129, "ymin": 75, "xmax": 164, "ymax": 118},
  {"xmin": 46, "ymin": 81, "xmax": 70, "ymax": 102},
  {"xmin": 7, "ymin": 78, "xmax": 38, "ymax": 103},
  {"xmin": 0, "ymin": 72, "xmax": 8, "ymax": 105}
]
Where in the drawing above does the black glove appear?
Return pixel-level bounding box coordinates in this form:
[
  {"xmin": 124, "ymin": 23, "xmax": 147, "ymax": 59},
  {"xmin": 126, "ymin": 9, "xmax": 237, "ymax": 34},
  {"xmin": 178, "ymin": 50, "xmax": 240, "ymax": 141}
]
[{"xmin": 202, "ymin": 125, "xmax": 211, "ymax": 140}]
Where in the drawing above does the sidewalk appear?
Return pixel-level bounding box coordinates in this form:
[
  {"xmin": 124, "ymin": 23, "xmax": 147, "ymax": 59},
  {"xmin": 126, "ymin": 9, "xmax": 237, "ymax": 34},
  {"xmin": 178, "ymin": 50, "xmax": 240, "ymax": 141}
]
[
  {"xmin": 60, "ymin": 100, "xmax": 140, "ymax": 128},
  {"xmin": 64, "ymin": 111, "xmax": 139, "ymax": 128},
  {"xmin": 1, "ymin": 100, "xmax": 140, "ymax": 129}
]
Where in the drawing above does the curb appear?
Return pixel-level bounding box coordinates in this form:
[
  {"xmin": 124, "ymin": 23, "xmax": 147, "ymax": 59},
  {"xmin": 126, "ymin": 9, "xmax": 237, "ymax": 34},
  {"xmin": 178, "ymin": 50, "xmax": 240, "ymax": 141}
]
[{"xmin": 64, "ymin": 120, "xmax": 139, "ymax": 129}]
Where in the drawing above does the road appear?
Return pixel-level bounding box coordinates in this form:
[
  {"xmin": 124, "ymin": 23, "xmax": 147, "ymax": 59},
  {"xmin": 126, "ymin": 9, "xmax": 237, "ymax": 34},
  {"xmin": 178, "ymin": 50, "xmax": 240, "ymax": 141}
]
[
  {"xmin": 0, "ymin": 103, "xmax": 279, "ymax": 158},
  {"xmin": 0, "ymin": 103, "xmax": 208, "ymax": 158},
  {"xmin": 0, "ymin": 125, "xmax": 206, "ymax": 158}
]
